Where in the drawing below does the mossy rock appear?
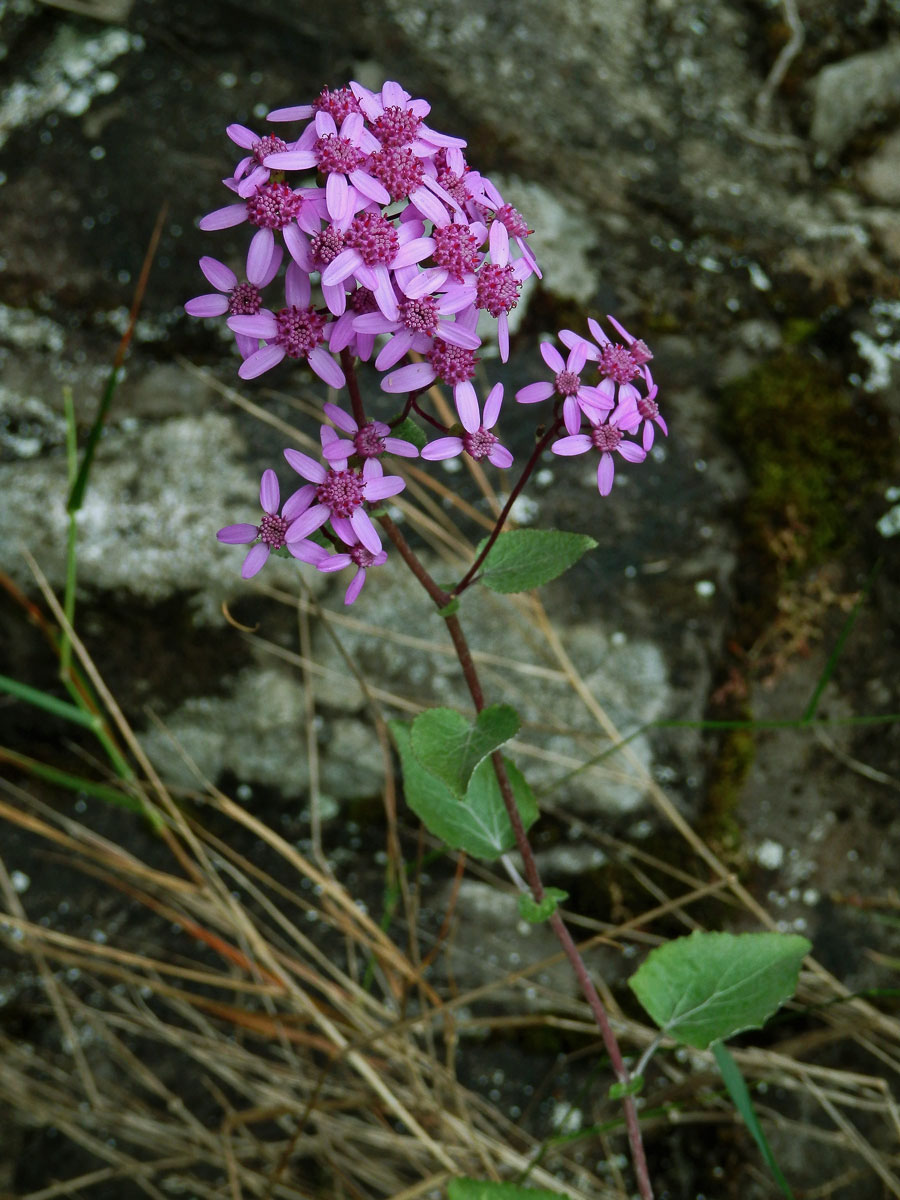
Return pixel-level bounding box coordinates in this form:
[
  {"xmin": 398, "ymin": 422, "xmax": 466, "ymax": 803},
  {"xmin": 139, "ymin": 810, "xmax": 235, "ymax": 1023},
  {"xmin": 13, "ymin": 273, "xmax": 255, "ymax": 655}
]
[{"xmin": 719, "ymin": 346, "xmax": 887, "ymax": 581}]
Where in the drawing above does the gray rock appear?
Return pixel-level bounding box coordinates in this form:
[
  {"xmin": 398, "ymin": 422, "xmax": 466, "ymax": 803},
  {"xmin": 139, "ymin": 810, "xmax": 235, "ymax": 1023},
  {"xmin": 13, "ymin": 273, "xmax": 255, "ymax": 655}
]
[
  {"xmin": 858, "ymin": 125, "xmax": 900, "ymax": 202},
  {"xmin": 138, "ymin": 666, "xmax": 310, "ymax": 797},
  {"xmin": 1, "ymin": 405, "xmax": 327, "ymax": 622},
  {"xmin": 810, "ymin": 41, "xmax": 900, "ymax": 157}
]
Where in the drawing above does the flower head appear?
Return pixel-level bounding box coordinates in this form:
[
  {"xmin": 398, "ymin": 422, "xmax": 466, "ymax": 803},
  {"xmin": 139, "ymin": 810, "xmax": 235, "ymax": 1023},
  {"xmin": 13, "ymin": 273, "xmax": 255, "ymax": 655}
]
[
  {"xmin": 283, "ymin": 447, "xmax": 405, "ymax": 555},
  {"xmin": 226, "ymin": 262, "xmax": 345, "ymax": 385},
  {"xmin": 559, "ymin": 315, "xmax": 665, "ymax": 447},
  {"xmin": 224, "ymin": 124, "xmax": 291, "ymax": 198},
  {"xmin": 516, "ymin": 338, "xmax": 611, "ymax": 435},
  {"xmin": 216, "ymin": 469, "xmax": 325, "ymax": 578},
  {"xmin": 316, "ymin": 538, "xmax": 389, "ymax": 605},
  {"xmin": 185, "ymin": 238, "xmax": 283, "ymax": 358},
  {"xmin": 550, "ymin": 410, "xmax": 647, "ymax": 497},
  {"xmin": 421, "ymin": 382, "xmax": 513, "ymax": 468},
  {"xmin": 321, "ymin": 402, "xmax": 420, "ymax": 463}
]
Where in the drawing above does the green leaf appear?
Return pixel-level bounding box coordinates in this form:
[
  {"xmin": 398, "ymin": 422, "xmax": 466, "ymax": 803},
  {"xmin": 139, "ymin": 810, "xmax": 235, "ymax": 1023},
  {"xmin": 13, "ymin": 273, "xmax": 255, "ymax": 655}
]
[
  {"xmin": 712, "ymin": 1041, "xmax": 795, "ymax": 1198},
  {"xmin": 628, "ymin": 930, "xmax": 810, "ymax": 1050},
  {"xmin": 518, "ymin": 887, "xmax": 568, "ymax": 924},
  {"xmin": 388, "ymin": 414, "xmax": 428, "ymax": 450},
  {"xmin": 449, "ymin": 1179, "xmax": 570, "ymax": 1200},
  {"xmin": 410, "ymin": 705, "xmax": 519, "ymax": 795},
  {"xmin": 475, "ymin": 530, "xmax": 598, "ymax": 594},
  {"xmin": 608, "ymin": 1076, "xmax": 644, "ymax": 1101},
  {"xmin": 438, "ymin": 597, "xmax": 460, "ymax": 617},
  {"xmin": 391, "ymin": 722, "xmax": 537, "ymax": 860}
]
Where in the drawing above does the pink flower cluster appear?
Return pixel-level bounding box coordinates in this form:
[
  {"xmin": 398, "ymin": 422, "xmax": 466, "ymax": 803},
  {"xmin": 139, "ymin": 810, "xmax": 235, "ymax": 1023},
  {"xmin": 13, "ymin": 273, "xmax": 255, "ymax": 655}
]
[
  {"xmin": 195, "ymin": 80, "xmax": 665, "ymax": 600},
  {"xmin": 188, "ymin": 79, "xmax": 539, "ymax": 403},
  {"xmin": 216, "ymin": 406, "xmax": 413, "ymax": 604},
  {"xmin": 516, "ymin": 316, "xmax": 666, "ymax": 496}
]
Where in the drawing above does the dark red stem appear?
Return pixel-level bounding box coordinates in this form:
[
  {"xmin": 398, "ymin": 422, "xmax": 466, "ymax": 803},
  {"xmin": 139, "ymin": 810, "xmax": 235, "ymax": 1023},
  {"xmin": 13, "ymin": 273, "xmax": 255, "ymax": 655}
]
[
  {"xmin": 385, "ymin": 524, "xmax": 654, "ymax": 1199},
  {"xmin": 452, "ymin": 417, "xmax": 561, "ymax": 597},
  {"xmin": 341, "ymin": 349, "xmax": 367, "ymax": 428}
]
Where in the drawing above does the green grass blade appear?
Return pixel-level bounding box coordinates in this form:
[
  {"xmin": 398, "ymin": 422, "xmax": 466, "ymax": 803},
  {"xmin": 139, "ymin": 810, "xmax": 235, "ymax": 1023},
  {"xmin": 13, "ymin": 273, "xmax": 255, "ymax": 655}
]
[
  {"xmin": 66, "ymin": 365, "xmax": 122, "ymax": 514},
  {"xmin": 66, "ymin": 202, "xmax": 167, "ymax": 515},
  {"xmin": 0, "ymin": 673, "xmax": 102, "ymax": 731},
  {"xmin": 712, "ymin": 1041, "xmax": 794, "ymax": 1198},
  {"xmin": 0, "ymin": 747, "xmax": 147, "ymax": 814},
  {"xmin": 61, "ymin": 386, "xmax": 79, "ymax": 675}
]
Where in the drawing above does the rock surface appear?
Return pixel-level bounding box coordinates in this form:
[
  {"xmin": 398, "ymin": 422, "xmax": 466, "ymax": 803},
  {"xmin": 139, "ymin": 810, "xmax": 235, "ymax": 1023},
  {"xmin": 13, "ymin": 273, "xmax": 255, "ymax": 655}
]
[{"xmin": 3, "ymin": 2, "xmax": 900, "ymax": 1196}]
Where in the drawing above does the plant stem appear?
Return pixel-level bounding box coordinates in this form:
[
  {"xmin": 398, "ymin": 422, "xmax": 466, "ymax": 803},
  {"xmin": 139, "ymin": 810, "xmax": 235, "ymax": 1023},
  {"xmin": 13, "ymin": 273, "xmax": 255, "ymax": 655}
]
[
  {"xmin": 384, "ymin": 520, "xmax": 654, "ymax": 1198},
  {"xmin": 378, "ymin": 515, "xmax": 451, "ymax": 610},
  {"xmin": 452, "ymin": 418, "xmax": 561, "ymax": 596},
  {"xmin": 341, "ymin": 350, "xmax": 367, "ymax": 427}
]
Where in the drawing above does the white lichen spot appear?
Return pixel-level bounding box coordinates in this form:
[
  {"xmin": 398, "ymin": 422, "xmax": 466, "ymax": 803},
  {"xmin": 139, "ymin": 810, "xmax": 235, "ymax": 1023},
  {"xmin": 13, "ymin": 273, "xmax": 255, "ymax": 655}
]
[
  {"xmin": 0, "ymin": 26, "xmax": 137, "ymax": 148},
  {"xmin": 877, "ymin": 503, "xmax": 900, "ymax": 537},
  {"xmin": 508, "ymin": 493, "xmax": 539, "ymax": 524},
  {"xmin": 747, "ymin": 262, "xmax": 772, "ymax": 291},
  {"xmin": 852, "ymin": 299, "xmax": 900, "ymax": 392},
  {"xmin": 551, "ymin": 1102, "xmax": 583, "ymax": 1135},
  {"xmin": 756, "ymin": 839, "xmax": 785, "ymax": 869}
]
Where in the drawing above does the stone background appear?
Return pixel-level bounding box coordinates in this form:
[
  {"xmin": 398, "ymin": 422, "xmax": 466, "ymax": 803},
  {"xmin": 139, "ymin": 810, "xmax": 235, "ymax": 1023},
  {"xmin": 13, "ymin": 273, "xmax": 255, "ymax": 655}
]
[{"xmin": 2, "ymin": 1, "xmax": 900, "ymax": 1196}]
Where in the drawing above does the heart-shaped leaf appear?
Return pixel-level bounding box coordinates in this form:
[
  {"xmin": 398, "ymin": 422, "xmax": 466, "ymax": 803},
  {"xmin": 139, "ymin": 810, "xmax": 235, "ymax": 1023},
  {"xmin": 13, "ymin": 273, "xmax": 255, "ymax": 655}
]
[
  {"xmin": 391, "ymin": 720, "xmax": 537, "ymax": 860},
  {"xmin": 410, "ymin": 704, "xmax": 519, "ymax": 796},
  {"xmin": 628, "ymin": 930, "xmax": 810, "ymax": 1050}
]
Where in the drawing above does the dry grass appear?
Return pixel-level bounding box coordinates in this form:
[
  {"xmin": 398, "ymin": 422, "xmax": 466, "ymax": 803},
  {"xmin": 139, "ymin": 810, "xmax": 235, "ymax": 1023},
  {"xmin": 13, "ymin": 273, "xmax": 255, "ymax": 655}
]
[{"xmin": 2, "ymin": 364, "xmax": 900, "ymax": 1199}]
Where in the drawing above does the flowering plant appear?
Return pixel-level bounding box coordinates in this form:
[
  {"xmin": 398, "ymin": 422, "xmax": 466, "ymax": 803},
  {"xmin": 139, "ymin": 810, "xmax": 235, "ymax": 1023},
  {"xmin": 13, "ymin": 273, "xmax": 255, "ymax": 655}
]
[{"xmin": 189, "ymin": 76, "xmax": 670, "ymax": 1196}]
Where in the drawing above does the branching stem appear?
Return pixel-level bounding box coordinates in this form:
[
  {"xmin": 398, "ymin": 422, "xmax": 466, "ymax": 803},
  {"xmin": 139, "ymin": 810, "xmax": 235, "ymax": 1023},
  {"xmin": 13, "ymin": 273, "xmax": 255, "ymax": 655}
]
[{"xmin": 380, "ymin": 513, "xmax": 655, "ymax": 1200}]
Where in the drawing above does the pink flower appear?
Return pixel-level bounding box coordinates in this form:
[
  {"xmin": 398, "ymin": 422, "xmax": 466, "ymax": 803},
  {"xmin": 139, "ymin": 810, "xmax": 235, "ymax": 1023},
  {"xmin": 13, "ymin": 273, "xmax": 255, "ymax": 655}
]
[
  {"xmin": 216, "ymin": 469, "xmax": 326, "ymax": 578},
  {"xmin": 263, "ymin": 109, "xmax": 386, "ymax": 222},
  {"xmin": 321, "ymin": 402, "xmax": 420, "ymax": 462},
  {"xmin": 478, "ymin": 177, "xmax": 541, "ymax": 280},
  {"xmin": 267, "ymin": 85, "xmax": 362, "ymax": 127},
  {"xmin": 185, "ymin": 237, "xmax": 283, "ymax": 358},
  {"xmin": 316, "ymin": 539, "xmax": 389, "ymax": 605},
  {"xmin": 559, "ymin": 316, "xmax": 665, "ymax": 447},
  {"xmin": 421, "ymin": 382, "xmax": 513, "ymax": 468},
  {"xmin": 320, "ymin": 211, "xmax": 434, "ymax": 321},
  {"xmin": 551, "ymin": 411, "xmax": 647, "ymax": 497},
  {"xmin": 283, "ymin": 448, "xmax": 405, "ymax": 555},
  {"xmin": 516, "ymin": 339, "xmax": 611, "ymax": 434},
  {"xmin": 474, "ymin": 220, "xmax": 533, "ymax": 361},
  {"xmin": 198, "ymin": 179, "xmax": 321, "ymax": 236},
  {"xmin": 349, "ymin": 79, "xmax": 466, "ymax": 155},
  {"xmin": 327, "ymin": 286, "xmax": 379, "ymax": 360},
  {"xmin": 356, "ymin": 277, "xmax": 478, "ymax": 372},
  {"xmin": 224, "ymin": 124, "xmax": 291, "ymax": 199},
  {"xmin": 227, "ymin": 262, "xmax": 345, "ymax": 385},
  {"xmin": 380, "ymin": 327, "xmax": 481, "ymax": 414},
  {"xmin": 622, "ymin": 368, "xmax": 667, "ymax": 450}
]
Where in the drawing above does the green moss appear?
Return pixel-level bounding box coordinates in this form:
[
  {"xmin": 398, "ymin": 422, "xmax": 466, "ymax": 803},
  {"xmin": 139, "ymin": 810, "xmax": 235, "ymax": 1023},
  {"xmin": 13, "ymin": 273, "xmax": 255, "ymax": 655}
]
[
  {"xmin": 781, "ymin": 318, "xmax": 817, "ymax": 346},
  {"xmin": 720, "ymin": 347, "xmax": 884, "ymax": 581},
  {"xmin": 701, "ymin": 725, "xmax": 756, "ymax": 857}
]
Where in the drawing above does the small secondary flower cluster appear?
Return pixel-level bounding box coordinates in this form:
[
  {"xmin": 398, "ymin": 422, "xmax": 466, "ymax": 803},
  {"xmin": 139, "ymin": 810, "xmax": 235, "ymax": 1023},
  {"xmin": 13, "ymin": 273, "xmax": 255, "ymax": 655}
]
[
  {"xmin": 190, "ymin": 80, "xmax": 665, "ymax": 602},
  {"xmin": 517, "ymin": 315, "xmax": 666, "ymax": 495}
]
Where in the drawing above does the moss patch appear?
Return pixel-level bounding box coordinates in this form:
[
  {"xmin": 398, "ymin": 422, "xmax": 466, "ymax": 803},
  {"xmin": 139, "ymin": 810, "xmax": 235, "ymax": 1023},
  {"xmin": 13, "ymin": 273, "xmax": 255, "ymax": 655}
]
[
  {"xmin": 719, "ymin": 345, "xmax": 888, "ymax": 626},
  {"xmin": 700, "ymin": 723, "xmax": 756, "ymax": 859}
]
